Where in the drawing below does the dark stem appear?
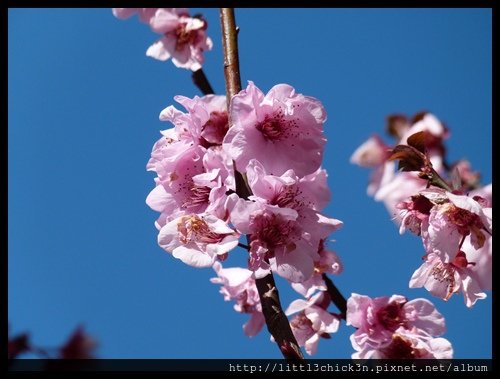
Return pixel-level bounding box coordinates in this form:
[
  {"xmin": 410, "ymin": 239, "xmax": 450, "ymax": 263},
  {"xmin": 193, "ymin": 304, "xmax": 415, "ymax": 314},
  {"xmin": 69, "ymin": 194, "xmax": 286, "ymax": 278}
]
[
  {"xmin": 191, "ymin": 68, "xmax": 214, "ymax": 95},
  {"xmin": 253, "ymin": 260, "xmax": 304, "ymax": 360},
  {"xmin": 219, "ymin": 7, "xmax": 303, "ymax": 360},
  {"xmin": 322, "ymin": 274, "xmax": 347, "ymax": 319},
  {"xmin": 429, "ymin": 168, "xmax": 453, "ymax": 192}
]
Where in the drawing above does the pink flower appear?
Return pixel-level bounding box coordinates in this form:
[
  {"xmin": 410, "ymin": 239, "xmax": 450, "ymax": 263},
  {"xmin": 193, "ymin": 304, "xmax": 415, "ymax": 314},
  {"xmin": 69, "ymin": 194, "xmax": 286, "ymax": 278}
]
[
  {"xmin": 374, "ymin": 171, "xmax": 428, "ymax": 219},
  {"xmin": 146, "ymin": 145, "xmax": 206, "ymax": 225},
  {"xmin": 346, "ymin": 293, "xmax": 446, "ymax": 351},
  {"xmin": 353, "ymin": 326, "xmax": 453, "ymax": 359},
  {"xmin": 158, "ymin": 214, "xmax": 239, "ymax": 268},
  {"xmin": 291, "ymin": 239, "xmax": 343, "ymax": 298},
  {"xmin": 228, "ymin": 194, "xmax": 339, "ymax": 283},
  {"xmin": 351, "ymin": 113, "xmax": 450, "ymax": 218},
  {"xmin": 451, "ymin": 160, "xmax": 481, "ymax": 190},
  {"xmin": 210, "ymin": 262, "xmax": 265, "ymax": 337},
  {"xmin": 462, "ymin": 232, "xmax": 492, "ymax": 291},
  {"xmin": 350, "ymin": 135, "xmax": 389, "ymax": 168},
  {"xmin": 160, "ymin": 95, "xmax": 228, "ymax": 147},
  {"xmin": 146, "ymin": 8, "xmax": 213, "ymax": 71},
  {"xmin": 422, "ymin": 190, "xmax": 492, "ymax": 262},
  {"xmin": 223, "ymin": 82, "xmax": 327, "ymax": 177},
  {"xmin": 409, "ymin": 252, "xmax": 487, "ymax": 307},
  {"xmin": 286, "ymin": 293, "xmax": 340, "ymax": 355},
  {"xmin": 228, "ymin": 196, "xmax": 312, "ymax": 282},
  {"xmin": 396, "ymin": 194, "xmax": 434, "ymax": 235},
  {"xmin": 346, "ymin": 293, "xmax": 451, "ymax": 359},
  {"xmin": 245, "ymin": 159, "xmax": 342, "ymax": 250},
  {"xmin": 470, "ymin": 183, "xmax": 492, "ymax": 207},
  {"xmin": 246, "ymin": 159, "xmax": 331, "ymax": 212},
  {"xmin": 147, "ymin": 94, "xmax": 234, "ymax": 226}
]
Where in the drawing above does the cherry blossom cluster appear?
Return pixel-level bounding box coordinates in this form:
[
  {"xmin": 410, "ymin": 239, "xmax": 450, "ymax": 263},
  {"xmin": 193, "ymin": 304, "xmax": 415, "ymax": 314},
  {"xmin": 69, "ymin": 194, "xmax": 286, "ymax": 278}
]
[
  {"xmin": 351, "ymin": 112, "xmax": 492, "ymax": 307},
  {"xmin": 346, "ymin": 293, "xmax": 452, "ymax": 359},
  {"xmin": 146, "ymin": 82, "xmax": 344, "ymax": 352},
  {"xmin": 112, "ymin": 8, "xmax": 212, "ymax": 71}
]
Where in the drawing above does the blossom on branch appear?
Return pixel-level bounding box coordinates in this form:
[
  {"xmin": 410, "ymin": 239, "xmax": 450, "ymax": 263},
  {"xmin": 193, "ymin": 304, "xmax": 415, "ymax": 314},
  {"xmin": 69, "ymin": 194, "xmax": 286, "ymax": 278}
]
[
  {"xmin": 113, "ymin": 8, "xmax": 212, "ymax": 71},
  {"xmin": 223, "ymin": 81, "xmax": 327, "ymax": 177},
  {"xmin": 352, "ymin": 112, "xmax": 492, "ymax": 307},
  {"xmin": 346, "ymin": 293, "xmax": 452, "ymax": 359},
  {"xmin": 286, "ymin": 292, "xmax": 340, "ymax": 356},
  {"xmin": 210, "ymin": 262, "xmax": 265, "ymax": 337}
]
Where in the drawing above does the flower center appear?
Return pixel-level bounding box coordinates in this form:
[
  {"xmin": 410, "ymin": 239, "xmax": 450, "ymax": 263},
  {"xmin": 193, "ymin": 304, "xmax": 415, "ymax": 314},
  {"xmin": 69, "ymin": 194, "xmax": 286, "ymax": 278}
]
[
  {"xmin": 271, "ymin": 186, "xmax": 300, "ymax": 208},
  {"xmin": 431, "ymin": 260, "xmax": 457, "ymax": 300},
  {"xmin": 177, "ymin": 215, "xmax": 222, "ymax": 244},
  {"xmin": 256, "ymin": 115, "xmax": 285, "ymax": 142},
  {"xmin": 290, "ymin": 312, "xmax": 314, "ymax": 337},
  {"xmin": 447, "ymin": 205, "xmax": 480, "ymax": 233},
  {"xmin": 173, "ymin": 23, "xmax": 198, "ymax": 52},
  {"xmin": 381, "ymin": 335, "xmax": 418, "ymax": 359},
  {"xmin": 250, "ymin": 213, "xmax": 293, "ymax": 252},
  {"xmin": 376, "ymin": 302, "xmax": 406, "ymax": 331},
  {"xmin": 182, "ymin": 184, "xmax": 211, "ymax": 210},
  {"xmin": 200, "ymin": 111, "xmax": 229, "ymax": 147}
]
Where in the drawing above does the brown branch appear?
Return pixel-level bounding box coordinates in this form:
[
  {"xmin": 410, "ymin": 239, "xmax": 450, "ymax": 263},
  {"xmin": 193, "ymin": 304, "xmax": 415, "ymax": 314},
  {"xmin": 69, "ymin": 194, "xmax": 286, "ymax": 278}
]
[
  {"xmin": 219, "ymin": 7, "xmax": 303, "ymax": 360},
  {"xmin": 220, "ymin": 8, "xmax": 242, "ymax": 109},
  {"xmin": 322, "ymin": 274, "xmax": 347, "ymax": 319},
  {"xmin": 253, "ymin": 261, "xmax": 304, "ymax": 360},
  {"xmin": 191, "ymin": 68, "xmax": 214, "ymax": 95}
]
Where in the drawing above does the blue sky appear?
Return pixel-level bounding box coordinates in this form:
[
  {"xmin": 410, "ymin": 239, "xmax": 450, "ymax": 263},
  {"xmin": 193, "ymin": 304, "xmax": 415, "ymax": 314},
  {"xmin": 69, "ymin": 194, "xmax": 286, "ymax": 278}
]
[{"xmin": 8, "ymin": 8, "xmax": 491, "ymax": 359}]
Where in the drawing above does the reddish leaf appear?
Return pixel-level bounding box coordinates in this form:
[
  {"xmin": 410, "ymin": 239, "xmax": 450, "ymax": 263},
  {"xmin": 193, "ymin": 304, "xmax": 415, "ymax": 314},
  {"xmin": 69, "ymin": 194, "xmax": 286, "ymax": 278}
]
[
  {"xmin": 407, "ymin": 131, "xmax": 426, "ymax": 154},
  {"xmin": 388, "ymin": 145, "xmax": 426, "ymax": 172}
]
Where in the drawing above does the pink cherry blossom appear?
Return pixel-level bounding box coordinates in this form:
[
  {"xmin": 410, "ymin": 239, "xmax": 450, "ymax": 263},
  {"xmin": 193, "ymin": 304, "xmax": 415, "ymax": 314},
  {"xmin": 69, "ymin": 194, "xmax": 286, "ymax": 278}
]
[
  {"xmin": 146, "ymin": 8, "xmax": 213, "ymax": 71},
  {"xmin": 409, "ymin": 252, "xmax": 487, "ymax": 307},
  {"xmin": 352, "ymin": 326, "xmax": 453, "ymax": 359},
  {"xmin": 158, "ymin": 214, "xmax": 239, "ymax": 268},
  {"xmin": 463, "ymin": 232, "xmax": 492, "ymax": 291},
  {"xmin": 160, "ymin": 95, "xmax": 228, "ymax": 147},
  {"xmin": 146, "ymin": 145, "xmax": 206, "ymax": 226},
  {"xmin": 470, "ymin": 183, "xmax": 492, "ymax": 207},
  {"xmin": 351, "ymin": 113, "xmax": 450, "ymax": 219},
  {"xmin": 228, "ymin": 195, "xmax": 313, "ymax": 282},
  {"xmin": 291, "ymin": 239, "xmax": 343, "ymax": 298},
  {"xmin": 223, "ymin": 81, "xmax": 327, "ymax": 177},
  {"xmin": 421, "ymin": 190, "xmax": 492, "ymax": 262},
  {"xmin": 245, "ymin": 159, "xmax": 342, "ymax": 252},
  {"xmin": 451, "ymin": 160, "xmax": 481, "ymax": 190},
  {"xmin": 350, "ymin": 135, "xmax": 389, "ymax": 168},
  {"xmin": 396, "ymin": 194, "xmax": 433, "ymax": 235},
  {"xmin": 227, "ymin": 193, "xmax": 340, "ymax": 283},
  {"xmin": 147, "ymin": 95, "xmax": 234, "ymax": 226},
  {"xmin": 346, "ymin": 293, "xmax": 446, "ymax": 350},
  {"xmin": 286, "ymin": 293, "xmax": 340, "ymax": 355},
  {"xmin": 246, "ymin": 159, "xmax": 331, "ymax": 212},
  {"xmin": 210, "ymin": 262, "xmax": 265, "ymax": 337},
  {"xmin": 374, "ymin": 171, "xmax": 428, "ymax": 220}
]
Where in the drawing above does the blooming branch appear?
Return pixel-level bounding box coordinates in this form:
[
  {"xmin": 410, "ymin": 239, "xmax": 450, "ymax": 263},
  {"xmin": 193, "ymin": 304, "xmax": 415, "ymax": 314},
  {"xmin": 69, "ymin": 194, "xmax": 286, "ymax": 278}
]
[{"xmin": 219, "ymin": 7, "xmax": 303, "ymax": 360}]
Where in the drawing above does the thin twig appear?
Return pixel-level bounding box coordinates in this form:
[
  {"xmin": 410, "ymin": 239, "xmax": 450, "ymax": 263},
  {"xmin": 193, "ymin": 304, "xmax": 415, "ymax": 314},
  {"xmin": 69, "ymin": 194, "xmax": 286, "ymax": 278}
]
[
  {"xmin": 322, "ymin": 274, "xmax": 347, "ymax": 319},
  {"xmin": 191, "ymin": 68, "xmax": 214, "ymax": 95},
  {"xmin": 219, "ymin": 7, "xmax": 303, "ymax": 360}
]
